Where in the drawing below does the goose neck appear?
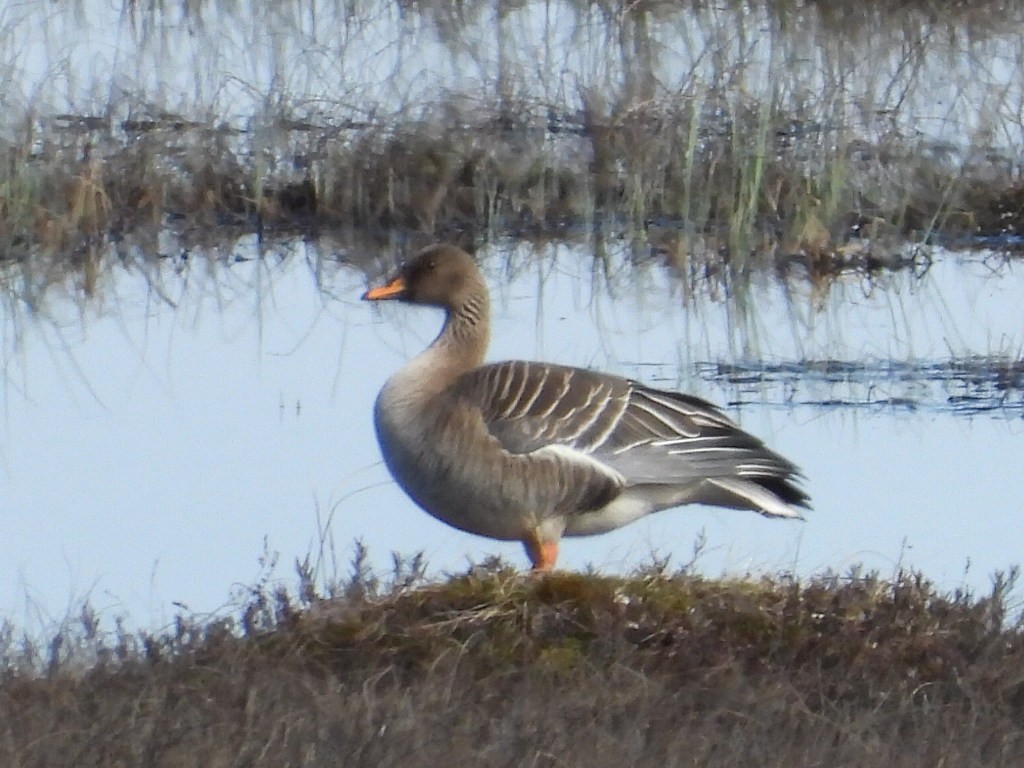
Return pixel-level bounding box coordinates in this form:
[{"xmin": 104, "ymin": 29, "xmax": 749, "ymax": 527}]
[{"xmin": 435, "ymin": 293, "xmax": 490, "ymax": 371}]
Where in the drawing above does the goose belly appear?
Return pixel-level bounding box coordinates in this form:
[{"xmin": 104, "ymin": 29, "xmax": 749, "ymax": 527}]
[{"xmin": 562, "ymin": 490, "xmax": 658, "ymax": 536}]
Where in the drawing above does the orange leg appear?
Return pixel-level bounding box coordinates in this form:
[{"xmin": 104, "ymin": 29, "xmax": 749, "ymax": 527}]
[{"xmin": 523, "ymin": 533, "xmax": 559, "ymax": 572}]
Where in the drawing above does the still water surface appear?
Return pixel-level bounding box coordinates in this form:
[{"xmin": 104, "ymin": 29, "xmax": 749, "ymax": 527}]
[{"xmin": 1, "ymin": 239, "xmax": 1021, "ymax": 629}]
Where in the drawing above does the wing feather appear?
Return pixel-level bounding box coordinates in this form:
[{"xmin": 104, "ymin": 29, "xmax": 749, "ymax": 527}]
[{"xmin": 451, "ymin": 361, "xmax": 809, "ymax": 515}]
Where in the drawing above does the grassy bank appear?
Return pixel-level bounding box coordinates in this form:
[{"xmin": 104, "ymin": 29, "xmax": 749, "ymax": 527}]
[{"xmin": 3, "ymin": 561, "xmax": 1022, "ymax": 766}]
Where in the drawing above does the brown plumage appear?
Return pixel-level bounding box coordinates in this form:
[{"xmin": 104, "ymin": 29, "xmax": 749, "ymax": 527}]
[{"xmin": 363, "ymin": 244, "xmax": 809, "ymax": 571}]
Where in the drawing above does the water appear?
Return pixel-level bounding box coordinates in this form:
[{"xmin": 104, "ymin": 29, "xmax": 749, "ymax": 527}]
[
  {"xmin": 1, "ymin": 1, "xmax": 1022, "ymax": 637},
  {"xmin": 0, "ymin": 236, "xmax": 1020, "ymax": 630}
]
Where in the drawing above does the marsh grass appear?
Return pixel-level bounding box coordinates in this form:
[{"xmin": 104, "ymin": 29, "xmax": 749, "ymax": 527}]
[
  {"xmin": 3, "ymin": 0, "xmax": 1024, "ymax": 274},
  {"xmin": 2, "ymin": 553, "xmax": 1023, "ymax": 767}
]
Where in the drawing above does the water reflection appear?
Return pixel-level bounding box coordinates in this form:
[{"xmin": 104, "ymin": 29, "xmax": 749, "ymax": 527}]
[
  {"xmin": 12, "ymin": 0, "xmax": 1024, "ymax": 148},
  {"xmin": 0, "ymin": 236, "xmax": 1021, "ymax": 632},
  {"xmin": 703, "ymin": 358, "xmax": 1024, "ymax": 417}
]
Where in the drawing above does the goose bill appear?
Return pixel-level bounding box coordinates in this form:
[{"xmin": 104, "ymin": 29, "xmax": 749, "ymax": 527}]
[{"xmin": 362, "ymin": 276, "xmax": 407, "ymax": 301}]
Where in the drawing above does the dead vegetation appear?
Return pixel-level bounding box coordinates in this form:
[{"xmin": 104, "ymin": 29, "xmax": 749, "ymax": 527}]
[
  {"xmin": 3, "ymin": 100, "xmax": 1022, "ymax": 276},
  {"xmin": 2, "ymin": 556, "xmax": 1023, "ymax": 767},
  {"xmin": 3, "ymin": 0, "xmax": 1024, "ymax": 272}
]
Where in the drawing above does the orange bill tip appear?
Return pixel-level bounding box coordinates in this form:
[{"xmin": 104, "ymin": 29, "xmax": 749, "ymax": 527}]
[{"xmin": 361, "ymin": 276, "xmax": 407, "ymax": 301}]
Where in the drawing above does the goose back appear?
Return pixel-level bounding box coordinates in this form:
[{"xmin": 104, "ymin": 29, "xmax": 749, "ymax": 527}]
[{"xmin": 452, "ymin": 360, "xmax": 809, "ymax": 508}]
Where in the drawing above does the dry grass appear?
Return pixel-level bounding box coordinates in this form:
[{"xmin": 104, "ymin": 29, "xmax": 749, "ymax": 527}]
[
  {"xmin": 3, "ymin": 556, "xmax": 1023, "ymax": 767},
  {"xmin": 3, "ymin": 100, "xmax": 1022, "ymax": 273},
  {"xmin": 2, "ymin": 0, "xmax": 1024, "ymax": 273}
]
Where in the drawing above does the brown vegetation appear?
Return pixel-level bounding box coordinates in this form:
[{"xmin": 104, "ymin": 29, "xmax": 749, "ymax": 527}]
[
  {"xmin": 3, "ymin": 0, "xmax": 1024, "ymax": 273},
  {"xmin": 2, "ymin": 559, "xmax": 1022, "ymax": 766},
  {"xmin": 3, "ymin": 105, "xmax": 1022, "ymax": 274}
]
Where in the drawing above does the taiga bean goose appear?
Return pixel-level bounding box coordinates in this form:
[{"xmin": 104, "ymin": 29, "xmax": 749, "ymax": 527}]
[{"xmin": 362, "ymin": 244, "xmax": 809, "ymax": 571}]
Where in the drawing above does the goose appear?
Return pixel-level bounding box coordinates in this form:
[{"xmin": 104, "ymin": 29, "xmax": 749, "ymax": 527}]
[{"xmin": 362, "ymin": 244, "xmax": 809, "ymax": 571}]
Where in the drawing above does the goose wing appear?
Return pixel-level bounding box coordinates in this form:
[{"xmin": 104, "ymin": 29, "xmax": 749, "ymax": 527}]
[
  {"xmin": 452, "ymin": 361, "xmax": 809, "ymax": 516},
  {"xmin": 449, "ymin": 361, "xmax": 628, "ymax": 514},
  {"xmin": 452, "ymin": 361, "xmax": 630, "ymax": 454}
]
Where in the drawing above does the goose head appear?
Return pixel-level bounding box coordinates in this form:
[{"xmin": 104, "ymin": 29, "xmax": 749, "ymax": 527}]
[{"xmin": 361, "ymin": 244, "xmax": 486, "ymax": 313}]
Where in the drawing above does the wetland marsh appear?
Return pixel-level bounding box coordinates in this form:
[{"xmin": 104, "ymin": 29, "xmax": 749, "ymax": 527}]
[
  {"xmin": 0, "ymin": 4, "xmax": 1023, "ymax": 763},
  {"xmin": 0, "ymin": 0, "xmax": 1022, "ymax": 625}
]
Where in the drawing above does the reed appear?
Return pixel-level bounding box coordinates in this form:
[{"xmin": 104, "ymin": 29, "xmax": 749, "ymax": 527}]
[{"xmin": 1, "ymin": 1, "xmax": 1022, "ymax": 270}]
